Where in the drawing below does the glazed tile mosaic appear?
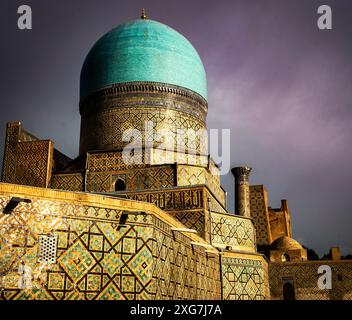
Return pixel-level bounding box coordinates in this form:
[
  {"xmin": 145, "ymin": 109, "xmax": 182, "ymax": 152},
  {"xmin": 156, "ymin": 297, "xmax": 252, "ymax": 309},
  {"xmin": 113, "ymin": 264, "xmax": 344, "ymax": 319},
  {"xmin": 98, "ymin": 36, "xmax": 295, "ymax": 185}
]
[{"xmin": 0, "ymin": 184, "xmax": 227, "ymax": 300}]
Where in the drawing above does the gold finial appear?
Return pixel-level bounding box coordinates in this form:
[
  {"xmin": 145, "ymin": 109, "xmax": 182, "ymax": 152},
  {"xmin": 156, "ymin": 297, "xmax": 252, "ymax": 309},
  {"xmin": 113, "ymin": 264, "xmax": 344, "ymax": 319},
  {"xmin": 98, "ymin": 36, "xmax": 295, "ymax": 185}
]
[{"xmin": 141, "ymin": 8, "xmax": 147, "ymax": 19}]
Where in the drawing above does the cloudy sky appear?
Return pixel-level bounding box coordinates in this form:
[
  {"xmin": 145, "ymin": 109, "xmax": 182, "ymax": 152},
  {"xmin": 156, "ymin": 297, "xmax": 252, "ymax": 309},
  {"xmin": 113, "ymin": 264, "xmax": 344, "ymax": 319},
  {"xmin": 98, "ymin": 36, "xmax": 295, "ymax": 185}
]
[{"xmin": 1, "ymin": 0, "xmax": 351, "ymax": 256}]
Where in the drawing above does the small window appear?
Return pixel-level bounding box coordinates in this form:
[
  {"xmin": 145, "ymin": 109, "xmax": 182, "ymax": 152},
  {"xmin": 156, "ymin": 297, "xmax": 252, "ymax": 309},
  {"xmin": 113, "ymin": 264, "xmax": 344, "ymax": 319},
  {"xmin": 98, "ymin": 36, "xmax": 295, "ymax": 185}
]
[
  {"xmin": 282, "ymin": 253, "xmax": 290, "ymax": 262},
  {"xmin": 38, "ymin": 234, "xmax": 57, "ymax": 264},
  {"xmin": 115, "ymin": 178, "xmax": 126, "ymax": 192}
]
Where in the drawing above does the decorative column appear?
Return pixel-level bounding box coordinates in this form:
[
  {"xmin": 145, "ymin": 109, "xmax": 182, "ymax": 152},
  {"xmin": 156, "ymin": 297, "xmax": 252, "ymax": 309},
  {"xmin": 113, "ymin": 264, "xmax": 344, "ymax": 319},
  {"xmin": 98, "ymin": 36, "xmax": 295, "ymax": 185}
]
[{"xmin": 231, "ymin": 166, "xmax": 252, "ymax": 217}]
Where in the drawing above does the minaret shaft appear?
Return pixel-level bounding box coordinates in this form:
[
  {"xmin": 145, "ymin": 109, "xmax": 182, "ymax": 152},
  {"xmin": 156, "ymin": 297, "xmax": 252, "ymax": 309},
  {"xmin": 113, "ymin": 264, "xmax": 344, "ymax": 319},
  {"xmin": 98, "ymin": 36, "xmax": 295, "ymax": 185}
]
[{"xmin": 232, "ymin": 166, "xmax": 252, "ymax": 217}]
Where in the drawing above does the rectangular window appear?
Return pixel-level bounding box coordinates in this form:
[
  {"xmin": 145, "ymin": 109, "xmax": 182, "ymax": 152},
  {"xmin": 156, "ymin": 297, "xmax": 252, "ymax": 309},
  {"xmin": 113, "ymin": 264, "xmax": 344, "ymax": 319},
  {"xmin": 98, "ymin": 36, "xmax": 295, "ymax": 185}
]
[{"xmin": 38, "ymin": 234, "xmax": 58, "ymax": 264}]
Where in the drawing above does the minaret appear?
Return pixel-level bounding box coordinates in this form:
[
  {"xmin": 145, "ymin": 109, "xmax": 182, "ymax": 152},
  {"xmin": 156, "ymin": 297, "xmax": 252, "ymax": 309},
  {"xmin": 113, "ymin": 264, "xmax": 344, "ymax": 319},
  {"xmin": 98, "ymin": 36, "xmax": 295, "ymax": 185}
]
[{"xmin": 231, "ymin": 166, "xmax": 252, "ymax": 217}]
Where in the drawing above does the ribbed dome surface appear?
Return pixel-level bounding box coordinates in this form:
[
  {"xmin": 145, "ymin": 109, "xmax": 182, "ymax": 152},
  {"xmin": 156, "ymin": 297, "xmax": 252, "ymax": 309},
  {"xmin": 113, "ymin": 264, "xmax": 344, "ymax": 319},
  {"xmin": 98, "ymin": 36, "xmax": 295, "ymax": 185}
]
[{"xmin": 80, "ymin": 19, "xmax": 207, "ymax": 101}]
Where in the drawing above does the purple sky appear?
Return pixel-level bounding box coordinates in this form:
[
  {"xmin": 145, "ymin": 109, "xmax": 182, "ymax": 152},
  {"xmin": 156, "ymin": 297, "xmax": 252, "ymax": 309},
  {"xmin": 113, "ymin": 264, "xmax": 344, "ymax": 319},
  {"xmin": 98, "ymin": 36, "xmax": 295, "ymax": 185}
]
[{"xmin": 1, "ymin": 0, "xmax": 351, "ymax": 256}]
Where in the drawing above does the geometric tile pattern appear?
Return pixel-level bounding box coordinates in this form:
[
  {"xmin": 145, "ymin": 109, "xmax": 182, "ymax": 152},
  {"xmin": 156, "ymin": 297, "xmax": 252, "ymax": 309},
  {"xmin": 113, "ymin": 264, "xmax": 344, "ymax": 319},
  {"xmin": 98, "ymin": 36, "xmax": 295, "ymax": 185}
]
[
  {"xmin": 124, "ymin": 187, "xmax": 204, "ymax": 212},
  {"xmin": 210, "ymin": 212, "xmax": 255, "ymax": 251},
  {"xmin": 87, "ymin": 152, "xmax": 143, "ymax": 173},
  {"xmin": 0, "ymin": 192, "xmax": 154, "ymax": 300},
  {"xmin": 15, "ymin": 140, "xmax": 53, "ymax": 188},
  {"xmin": 177, "ymin": 165, "xmax": 226, "ymax": 207},
  {"xmin": 80, "ymin": 104, "xmax": 206, "ymax": 155},
  {"xmin": 79, "ymin": 83, "xmax": 208, "ymax": 158},
  {"xmin": 152, "ymin": 220, "xmax": 221, "ymax": 300},
  {"xmin": 207, "ymin": 195, "xmax": 227, "ymax": 214},
  {"xmin": 87, "ymin": 172, "xmax": 111, "ymax": 193},
  {"xmin": 51, "ymin": 174, "xmax": 84, "ymax": 192},
  {"xmin": 81, "ymin": 82, "xmax": 207, "ymax": 123},
  {"xmin": 58, "ymin": 240, "xmax": 95, "ymax": 283},
  {"xmin": 127, "ymin": 166, "xmax": 175, "ymax": 190},
  {"xmin": 1, "ymin": 123, "xmax": 53, "ymax": 188},
  {"xmin": 1, "ymin": 123, "xmax": 20, "ymax": 184},
  {"xmin": 222, "ymin": 256, "xmax": 269, "ymax": 300},
  {"xmin": 269, "ymin": 261, "xmax": 352, "ymax": 300},
  {"xmin": 171, "ymin": 211, "xmax": 205, "ymax": 239},
  {"xmin": 249, "ymin": 185, "xmax": 272, "ymax": 245},
  {"xmin": 86, "ymin": 165, "xmax": 175, "ymax": 193},
  {"xmin": 0, "ymin": 188, "xmax": 222, "ymax": 300}
]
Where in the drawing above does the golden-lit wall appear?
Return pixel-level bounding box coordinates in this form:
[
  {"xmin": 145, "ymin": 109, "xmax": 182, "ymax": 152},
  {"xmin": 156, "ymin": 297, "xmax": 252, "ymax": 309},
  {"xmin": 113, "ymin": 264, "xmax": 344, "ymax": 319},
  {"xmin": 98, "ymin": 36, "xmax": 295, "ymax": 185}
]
[
  {"xmin": 222, "ymin": 252, "xmax": 270, "ymax": 300},
  {"xmin": 268, "ymin": 200, "xmax": 292, "ymax": 241},
  {"xmin": 119, "ymin": 186, "xmax": 218, "ymax": 241},
  {"xmin": 250, "ymin": 185, "xmax": 292, "ymax": 246},
  {"xmin": 177, "ymin": 164, "xmax": 226, "ymax": 207},
  {"xmin": 0, "ymin": 183, "xmax": 270, "ymax": 300},
  {"xmin": 51, "ymin": 150, "xmax": 226, "ymax": 208},
  {"xmin": 210, "ymin": 212, "xmax": 256, "ymax": 253},
  {"xmin": 249, "ymin": 185, "xmax": 272, "ymax": 245},
  {"xmin": 270, "ymin": 261, "xmax": 352, "ymax": 300},
  {"xmin": 270, "ymin": 249, "xmax": 307, "ymax": 263},
  {"xmin": 0, "ymin": 183, "xmax": 221, "ymax": 300}
]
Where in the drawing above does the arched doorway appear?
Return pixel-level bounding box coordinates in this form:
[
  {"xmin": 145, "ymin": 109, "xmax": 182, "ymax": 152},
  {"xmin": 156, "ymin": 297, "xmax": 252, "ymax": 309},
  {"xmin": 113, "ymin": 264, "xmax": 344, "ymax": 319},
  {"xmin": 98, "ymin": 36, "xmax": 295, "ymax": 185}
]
[
  {"xmin": 282, "ymin": 278, "xmax": 296, "ymax": 300},
  {"xmin": 281, "ymin": 253, "xmax": 290, "ymax": 262},
  {"xmin": 114, "ymin": 178, "xmax": 126, "ymax": 192}
]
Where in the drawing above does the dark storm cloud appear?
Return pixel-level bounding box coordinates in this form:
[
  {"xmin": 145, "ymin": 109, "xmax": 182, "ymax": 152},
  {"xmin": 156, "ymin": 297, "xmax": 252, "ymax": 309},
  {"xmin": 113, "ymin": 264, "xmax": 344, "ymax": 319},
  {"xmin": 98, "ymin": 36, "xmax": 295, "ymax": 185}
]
[{"xmin": 1, "ymin": 0, "xmax": 351, "ymax": 255}]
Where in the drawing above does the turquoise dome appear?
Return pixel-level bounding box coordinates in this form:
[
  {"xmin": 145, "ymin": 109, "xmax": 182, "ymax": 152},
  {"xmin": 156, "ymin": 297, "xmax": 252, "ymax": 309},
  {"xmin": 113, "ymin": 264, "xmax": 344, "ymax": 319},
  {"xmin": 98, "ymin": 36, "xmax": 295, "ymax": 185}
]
[{"xmin": 80, "ymin": 19, "xmax": 207, "ymax": 101}]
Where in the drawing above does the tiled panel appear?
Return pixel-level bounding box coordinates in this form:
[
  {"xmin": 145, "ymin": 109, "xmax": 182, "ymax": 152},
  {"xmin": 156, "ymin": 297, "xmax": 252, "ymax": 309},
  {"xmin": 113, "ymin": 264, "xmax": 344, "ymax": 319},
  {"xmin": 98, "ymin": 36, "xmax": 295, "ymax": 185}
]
[
  {"xmin": 177, "ymin": 165, "xmax": 226, "ymax": 207},
  {"xmin": 210, "ymin": 212, "xmax": 255, "ymax": 252},
  {"xmin": 249, "ymin": 185, "xmax": 272, "ymax": 245},
  {"xmin": 222, "ymin": 254, "xmax": 269, "ymax": 300},
  {"xmin": 86, "ymin": 165, "xmax": 175, "ymax": 193},
  {"xmin": 51, "ymin": 174, "xmax": 84, "ymax": 192},
  {"xmin": 0, "ymin": 185, "xmax": 222, "ymax": 300}
]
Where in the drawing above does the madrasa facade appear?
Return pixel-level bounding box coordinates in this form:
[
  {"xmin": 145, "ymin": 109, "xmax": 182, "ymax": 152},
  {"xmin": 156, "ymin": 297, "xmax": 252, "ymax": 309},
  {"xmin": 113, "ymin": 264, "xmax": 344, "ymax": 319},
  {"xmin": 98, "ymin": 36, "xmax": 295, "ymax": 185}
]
[{"xmin": 1, "ymin": 13, "xmax": 352, "ymax": 300}]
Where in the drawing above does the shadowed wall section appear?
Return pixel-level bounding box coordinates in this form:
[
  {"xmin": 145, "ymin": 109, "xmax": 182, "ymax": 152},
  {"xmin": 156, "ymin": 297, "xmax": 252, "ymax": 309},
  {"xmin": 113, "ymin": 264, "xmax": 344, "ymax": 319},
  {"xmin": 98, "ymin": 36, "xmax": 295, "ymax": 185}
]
[{"xmin": 1, "ymin": 123, "xmax": 54, "ymax": 188}]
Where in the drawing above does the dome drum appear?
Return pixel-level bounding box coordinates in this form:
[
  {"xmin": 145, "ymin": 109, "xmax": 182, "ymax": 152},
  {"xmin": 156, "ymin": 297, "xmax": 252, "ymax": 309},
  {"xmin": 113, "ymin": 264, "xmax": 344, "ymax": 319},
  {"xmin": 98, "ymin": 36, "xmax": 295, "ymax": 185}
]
[
  {"xmin": 79, "ymin": 81, "xmax": 208, "ymax": 119},
  {"xmin": 79, "ymin": 81, "xmax": 207, "ymax": 154}
]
